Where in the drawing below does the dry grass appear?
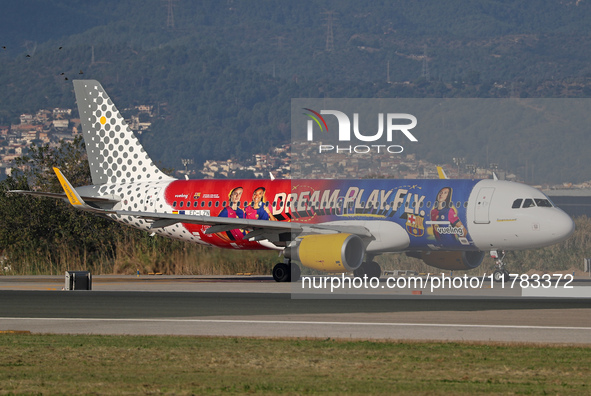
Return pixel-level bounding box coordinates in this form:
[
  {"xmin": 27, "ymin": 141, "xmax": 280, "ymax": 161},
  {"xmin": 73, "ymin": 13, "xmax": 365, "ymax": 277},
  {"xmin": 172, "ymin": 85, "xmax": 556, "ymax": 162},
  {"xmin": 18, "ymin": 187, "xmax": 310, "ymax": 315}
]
[{"xmin": 3, "ymin": 217, "xmax": 589, "ymax": 277}]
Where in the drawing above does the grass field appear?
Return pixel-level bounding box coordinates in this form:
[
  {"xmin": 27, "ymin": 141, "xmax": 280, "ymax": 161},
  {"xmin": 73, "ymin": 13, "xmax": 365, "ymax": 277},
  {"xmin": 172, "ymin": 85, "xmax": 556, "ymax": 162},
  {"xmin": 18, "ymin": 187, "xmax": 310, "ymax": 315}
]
[{"xmin": 1, "ymin": 333, "xmax": 590, "ymax": 394}]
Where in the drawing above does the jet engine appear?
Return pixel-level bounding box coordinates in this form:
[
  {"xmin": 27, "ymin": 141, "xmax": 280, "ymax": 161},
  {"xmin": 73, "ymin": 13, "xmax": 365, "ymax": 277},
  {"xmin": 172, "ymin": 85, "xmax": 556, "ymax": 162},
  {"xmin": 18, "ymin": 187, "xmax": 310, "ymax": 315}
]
[
  {"xmin": 286, "ymin": 233, "xmax": 365, "ymax": 272},
  {"xmin": 407, "ymin": 250, "xmax": 485, "ymax": 270}
]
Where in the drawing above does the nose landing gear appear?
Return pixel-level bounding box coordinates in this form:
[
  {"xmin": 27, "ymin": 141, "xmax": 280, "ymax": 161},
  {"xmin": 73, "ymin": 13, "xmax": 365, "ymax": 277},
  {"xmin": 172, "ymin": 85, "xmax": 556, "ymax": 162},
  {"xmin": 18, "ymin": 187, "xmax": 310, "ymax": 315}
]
[{"xmin": 490, "ymin": 250, "xmax": 510, "ymax": 282}]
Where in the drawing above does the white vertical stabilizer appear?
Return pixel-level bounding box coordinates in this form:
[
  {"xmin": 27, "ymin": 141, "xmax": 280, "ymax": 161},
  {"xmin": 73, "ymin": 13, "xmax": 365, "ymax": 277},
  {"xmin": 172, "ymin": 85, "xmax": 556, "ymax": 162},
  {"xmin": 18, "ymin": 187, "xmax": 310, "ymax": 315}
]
[{"xmin": 73, "ymin": 80, "xmax": 175, "ymax": 185}]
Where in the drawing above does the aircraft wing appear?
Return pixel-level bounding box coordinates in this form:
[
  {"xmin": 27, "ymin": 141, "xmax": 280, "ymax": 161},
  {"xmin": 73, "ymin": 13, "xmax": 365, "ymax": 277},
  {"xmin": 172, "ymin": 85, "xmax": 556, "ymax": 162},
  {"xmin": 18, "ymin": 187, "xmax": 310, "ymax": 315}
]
[
  {"xmin": 8, "ymin": 190, "xmax": 120, "ymax": 204},
  {"xmin": 14, "ymin": 167, "xmax": 373, "ymax": 242},
  {"xmin": 436, "ymin": 166, "xmax": 448, "ymax": 179},
  {"xmin": 114, "ymin": 210, "xmax": 373, "ymax": 241}
]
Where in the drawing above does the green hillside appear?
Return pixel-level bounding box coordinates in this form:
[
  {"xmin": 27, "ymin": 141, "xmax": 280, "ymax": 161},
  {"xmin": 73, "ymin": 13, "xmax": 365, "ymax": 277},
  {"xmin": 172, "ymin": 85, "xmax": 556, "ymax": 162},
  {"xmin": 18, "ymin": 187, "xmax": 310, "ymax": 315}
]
[{"xmin": 1, "ymin": 1, "xmax": 591, "ymax": 183}]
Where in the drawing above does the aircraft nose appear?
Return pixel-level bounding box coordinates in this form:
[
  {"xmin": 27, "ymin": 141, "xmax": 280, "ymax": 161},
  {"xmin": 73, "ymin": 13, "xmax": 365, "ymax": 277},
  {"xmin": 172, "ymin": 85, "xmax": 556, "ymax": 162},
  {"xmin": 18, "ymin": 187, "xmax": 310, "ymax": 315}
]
[{"xmin": 548, "ymin": 209, "xmax": 575, "ymax": 244}]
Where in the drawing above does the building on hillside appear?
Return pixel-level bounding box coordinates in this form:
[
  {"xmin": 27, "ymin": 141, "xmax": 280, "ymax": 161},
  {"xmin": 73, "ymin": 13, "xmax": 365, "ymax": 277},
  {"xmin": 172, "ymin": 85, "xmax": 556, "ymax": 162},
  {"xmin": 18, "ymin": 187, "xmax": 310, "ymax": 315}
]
[
  {"xmin": 52, "ymin": 119, "xmax": 69, "ymax": 129},
  {"xmin": 20, "ymin": 114, "xmax": 33, "ymax": 125},
  {"xmin": 52, "ymin": 108, "xmax": 72, "ymax": 118}
]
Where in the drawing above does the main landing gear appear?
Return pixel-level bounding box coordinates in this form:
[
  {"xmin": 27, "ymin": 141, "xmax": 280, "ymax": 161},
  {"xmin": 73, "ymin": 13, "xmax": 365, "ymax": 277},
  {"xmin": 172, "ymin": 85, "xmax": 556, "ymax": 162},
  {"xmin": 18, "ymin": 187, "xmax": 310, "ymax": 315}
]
[
  {"xmin": 353, "ymin": 259, "xmax": 382, "ymax": 279},
  {"xmin": 272, "ymin": 260, "xmax": 300, "ymax": 283},
  {"xmin": 490, "ymin": 250, "xmax": 510, "ymax": 282}
]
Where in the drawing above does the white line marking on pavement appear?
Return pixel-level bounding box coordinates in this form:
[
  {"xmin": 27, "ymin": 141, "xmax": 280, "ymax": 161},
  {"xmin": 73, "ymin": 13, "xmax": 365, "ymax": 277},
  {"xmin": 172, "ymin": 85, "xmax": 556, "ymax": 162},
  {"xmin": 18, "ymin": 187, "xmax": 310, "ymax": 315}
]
[{"xmin": 1, "ymin": 317, "xmax": 591, "ymax": 331}]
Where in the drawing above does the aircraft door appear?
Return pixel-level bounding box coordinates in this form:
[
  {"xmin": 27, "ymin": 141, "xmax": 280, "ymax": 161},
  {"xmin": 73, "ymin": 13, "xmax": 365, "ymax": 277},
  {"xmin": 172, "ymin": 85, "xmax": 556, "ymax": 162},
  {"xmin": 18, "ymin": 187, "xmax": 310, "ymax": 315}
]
[
  {"xmin": 144, "ymin": 187, "xmax": 162, "ymax": 212},
  {"xmin": 474, "ymin": 187, "xmax": 495, "ymax": 224}
]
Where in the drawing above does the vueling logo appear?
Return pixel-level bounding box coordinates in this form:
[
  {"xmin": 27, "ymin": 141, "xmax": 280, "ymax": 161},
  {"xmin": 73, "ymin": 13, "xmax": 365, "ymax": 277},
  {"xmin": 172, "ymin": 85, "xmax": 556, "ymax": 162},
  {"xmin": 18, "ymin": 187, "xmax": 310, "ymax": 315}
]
[{"xmin": 303, "ymin": 109, "xmax": 418, "ymax": 154}]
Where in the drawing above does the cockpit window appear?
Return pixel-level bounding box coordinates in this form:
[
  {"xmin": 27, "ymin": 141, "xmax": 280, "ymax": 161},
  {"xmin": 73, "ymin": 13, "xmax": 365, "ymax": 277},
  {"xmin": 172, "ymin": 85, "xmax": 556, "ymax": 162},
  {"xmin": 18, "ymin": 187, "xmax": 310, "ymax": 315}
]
[
  {"xmin": 522, "ymin": 198, "xmax": 536, "ymax": 208},
  {"xmin": 513, "ymin": 197, "xmax": 553, "ymax": 209},
  {"xmin": 535, "ymin": 198, "xmax": 553, "ymax": 207}
]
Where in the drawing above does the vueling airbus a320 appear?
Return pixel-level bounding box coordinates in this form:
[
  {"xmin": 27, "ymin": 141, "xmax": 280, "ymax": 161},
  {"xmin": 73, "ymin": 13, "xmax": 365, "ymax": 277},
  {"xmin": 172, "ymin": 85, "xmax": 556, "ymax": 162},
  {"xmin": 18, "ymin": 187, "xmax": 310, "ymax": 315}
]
[{"xmin": 10, "ymin": 80, "xmax": 575, "ymax": 282}]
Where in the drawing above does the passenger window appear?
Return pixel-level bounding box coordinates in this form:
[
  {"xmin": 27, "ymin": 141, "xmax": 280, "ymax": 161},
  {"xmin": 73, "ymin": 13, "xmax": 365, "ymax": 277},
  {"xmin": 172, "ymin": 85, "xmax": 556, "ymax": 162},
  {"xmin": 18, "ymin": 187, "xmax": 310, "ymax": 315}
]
[
  {"xmin": 179, "ymin": 201, "xmax": 184, "ymax": 208},
  {"xmin": 201, "ymin": 201, "xmax": 205, "ymax": 207},
  {"xmin": 512, "ymin": 199, "xmax": 523, "ymax": 209},
  {"xmin": 456, "ymin": 201, "xmax": 461, "ymax": 208},
  {"xmin": 208, "ymin": 201, "xmax": 212, "ymax": 207},
  {"xmin": 173, "ymin": 201, "xmax": 177, "ymax": 207},
  {"xmin": 187, "ymin": 201, "xmax": 191, "ymax": 208},
  {"xmin": 463, "ymin": 202, "xmax": 468, "ymax": 208},
  {"xmin": 194, "ymin": 201, "xmax": 198, "ymax": 207},
  {"xmin": 426, "ymin": 201, "xmax": 431, "ymax": 208},
  {"xmin": 535, "ymin": 198, "xmax": 552, "ymax": 207},
  {"xmin": 222, "ymin": 201, "xmax": 227, "ymax": 207},
  {"xmin": 523, "ymin": 198, "xmax": 535, "ymax": 208},
  {"xmin": 215, "ymin": 201, "xmax": 219, "ymax": 207}
]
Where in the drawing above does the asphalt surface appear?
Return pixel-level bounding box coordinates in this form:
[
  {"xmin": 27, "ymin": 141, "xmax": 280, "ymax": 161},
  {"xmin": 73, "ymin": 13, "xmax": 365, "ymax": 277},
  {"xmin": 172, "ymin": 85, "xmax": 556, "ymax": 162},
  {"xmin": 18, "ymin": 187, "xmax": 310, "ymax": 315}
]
[{"xmin": 1, "ymin": 275, "xmax": 591, "ymax": 344}]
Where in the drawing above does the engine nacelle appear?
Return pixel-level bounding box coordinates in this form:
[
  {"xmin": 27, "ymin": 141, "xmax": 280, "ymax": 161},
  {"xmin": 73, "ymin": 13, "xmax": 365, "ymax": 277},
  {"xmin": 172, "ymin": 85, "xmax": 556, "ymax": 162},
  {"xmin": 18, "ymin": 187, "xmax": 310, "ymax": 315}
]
[
  {"xmin": 286, "ymin": 233, "xmax": 365, "ymax": 272},
  {"xmin": 407, "ymin": 250, "xmax": 485, "ymax": 270}
]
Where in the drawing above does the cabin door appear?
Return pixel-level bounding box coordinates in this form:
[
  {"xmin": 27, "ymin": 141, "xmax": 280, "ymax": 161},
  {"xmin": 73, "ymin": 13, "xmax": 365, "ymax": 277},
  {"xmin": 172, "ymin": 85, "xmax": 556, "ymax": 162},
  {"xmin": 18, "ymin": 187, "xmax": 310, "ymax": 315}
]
[{"xmin": 474, "ymin": 187, "xmax": 495, "ymax": 224}]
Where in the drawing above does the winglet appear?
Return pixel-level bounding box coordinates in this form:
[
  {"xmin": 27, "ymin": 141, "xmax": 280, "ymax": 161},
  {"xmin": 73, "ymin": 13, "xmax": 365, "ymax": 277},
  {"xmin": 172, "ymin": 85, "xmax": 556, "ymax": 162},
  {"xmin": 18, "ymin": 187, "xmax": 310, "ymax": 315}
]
[
  {"xmin": 436, "ymin": 166, "xmax": 448, "ymax": 179},
  {"xmin": 53, "ymin": 167, "xmax": 84, "ymax": 206}
]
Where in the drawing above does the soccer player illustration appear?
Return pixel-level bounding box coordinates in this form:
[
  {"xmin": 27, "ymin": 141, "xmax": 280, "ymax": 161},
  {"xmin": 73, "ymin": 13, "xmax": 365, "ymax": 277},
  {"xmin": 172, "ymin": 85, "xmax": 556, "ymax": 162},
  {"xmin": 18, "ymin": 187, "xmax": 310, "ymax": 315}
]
[
  {"xmin": 430, "ymin": 187, "xmax": 470, "ymax": 246},
  {"xmin": 245, "ymin": 187, "xmax": 277, "ymax": 221},
  {"xmin": 217, "ymin": 186, "xmax": 246, "ymax": 241}
]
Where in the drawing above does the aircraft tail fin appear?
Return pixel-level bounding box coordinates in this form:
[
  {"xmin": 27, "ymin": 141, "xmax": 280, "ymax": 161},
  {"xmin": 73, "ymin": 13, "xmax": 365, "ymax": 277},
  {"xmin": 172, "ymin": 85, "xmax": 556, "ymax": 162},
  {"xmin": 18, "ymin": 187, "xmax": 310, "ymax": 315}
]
[{"xmin": 73, "ymin": 80, "xmax": 174, "ymax": 185}]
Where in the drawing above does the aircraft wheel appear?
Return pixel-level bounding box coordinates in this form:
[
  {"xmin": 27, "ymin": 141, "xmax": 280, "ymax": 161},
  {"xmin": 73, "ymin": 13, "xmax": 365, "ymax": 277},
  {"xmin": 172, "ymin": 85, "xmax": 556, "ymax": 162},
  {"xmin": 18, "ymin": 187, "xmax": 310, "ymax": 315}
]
[
  {"xmin": 493, "ymin": 269, "xmax": 505, "ymax": 283},
  {"xmin": 353, "ymin": 262, "xmax": 381, "ymax": 279},
  {"xmin": 353, "ymin": 263, "xmax": 366, "ymax": 278},
  {"xmin": 290, "ymin": 263, "xmax": 301, "ymax": 282},
  {"xmin": 366, "ymin": 261, "xmax": 381, "ymax": 279},
  {"xmin": 273, "ymin": 263, "xmax": 290, "ymax": 282},
  {"xmin": 502, "ymin": 269, "xmax": 511, "ymax": 282}
]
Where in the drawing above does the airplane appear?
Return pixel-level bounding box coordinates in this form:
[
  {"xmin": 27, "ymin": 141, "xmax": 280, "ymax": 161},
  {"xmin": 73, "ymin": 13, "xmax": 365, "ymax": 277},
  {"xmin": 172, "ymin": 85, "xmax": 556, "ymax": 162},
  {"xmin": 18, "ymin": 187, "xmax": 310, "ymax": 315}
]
[{"xmin": 9, "ymin": 80, "xmax": 575, "ymax": 283}]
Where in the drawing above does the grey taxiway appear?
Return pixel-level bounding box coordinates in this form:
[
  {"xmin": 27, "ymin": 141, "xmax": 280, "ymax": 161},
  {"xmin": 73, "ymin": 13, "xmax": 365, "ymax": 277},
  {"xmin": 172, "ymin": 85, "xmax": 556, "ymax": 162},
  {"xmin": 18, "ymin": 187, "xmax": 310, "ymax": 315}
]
[{"xmin": 1, "ymin": 275, "xmax": 590, "ymax": 344}]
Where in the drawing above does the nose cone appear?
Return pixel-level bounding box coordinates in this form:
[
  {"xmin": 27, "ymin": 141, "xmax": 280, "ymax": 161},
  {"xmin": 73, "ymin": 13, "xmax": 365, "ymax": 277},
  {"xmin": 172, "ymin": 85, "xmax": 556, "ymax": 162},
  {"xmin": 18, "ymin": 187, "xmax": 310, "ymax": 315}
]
[{"xmin": 548, "ymin": 209, "xmax": 575, "ymax": 244}]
